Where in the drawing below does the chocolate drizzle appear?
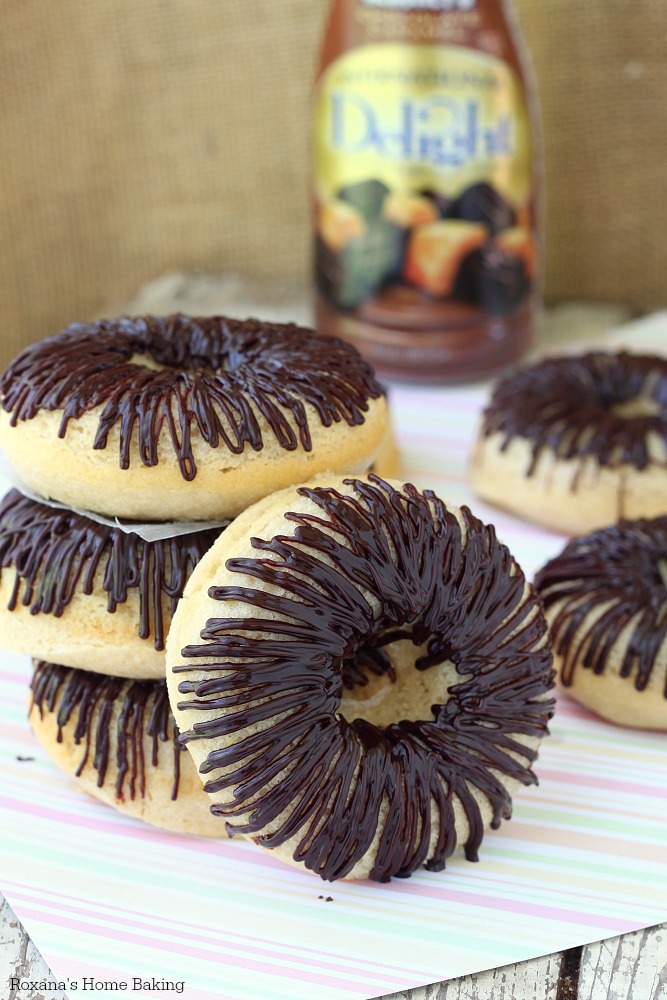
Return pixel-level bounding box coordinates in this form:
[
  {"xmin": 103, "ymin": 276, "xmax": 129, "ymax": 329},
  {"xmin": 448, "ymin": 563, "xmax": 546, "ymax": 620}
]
[
  {"xmin": 534, "ymin": 517, "xmax": 667, "ymax": 696},
  {"xmin": 0, "ymin": 315, "xmax": 384, "ymax": 480},
  {"xmin": 174, "ymin": 477, "xmax": 555, "ymax": 882},
  {"xmin": 480, "ymin": 352, "xmax": 667, "ymax": 474},
  {"xmin": 341, "ymin": 646, "xmax": 396, "ymax": 690},
  {"xmin": 30, "ymin": 660, "xmax": 183, "ymax": 800},
  {"xmin": 0, "ymin": 490, "xmax": 220, "ymax": 648}
]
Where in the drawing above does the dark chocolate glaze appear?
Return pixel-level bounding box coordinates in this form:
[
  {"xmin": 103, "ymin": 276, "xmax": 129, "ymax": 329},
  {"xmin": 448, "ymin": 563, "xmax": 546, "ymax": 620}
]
[
  {"xmin": 0, "ymin": 315, "xmax": 384, "ymax": 480},
  {"xmin": 341, "ymin": 646, "xmax": 396, "ymax": 690},
  {"xmin": 31, "ymin": 660, "xmax": 183, "ymax": 800},
  {"xmin": 534, "ymin": 517, "xmax": 667, "ymax": 697},
  {"xmin": 0, "ymin": 490, "xmax": 220, "ymax": 649},
  {"xmin": 174, "ymin": 477, "xmax": 555, "ymax": 882},
  {"xmin": 480, "ymin": 352, "xmax": 667, "ymax": 474}
]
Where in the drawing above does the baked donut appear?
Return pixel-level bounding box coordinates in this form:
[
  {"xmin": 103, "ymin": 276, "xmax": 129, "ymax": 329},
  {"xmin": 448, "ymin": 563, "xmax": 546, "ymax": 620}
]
[
  {"xmin": 29, "ymin": 660, "xmax": 225, "ymax": 836},
  {"xmin": 534, "ymin": 517, "xmax": 667, "ymax": 730},
  {"xmin": 470, "ymin": 351, "xmax": 667, "ymax": 534},
  {"xmin": 166, "ymin": 475, "xmax": 555, "ymax": 882},
  {"xmin": 370, "ymin": 409, "xmax": 402, "ymax": 480},
  {"xmin": 0, "ymin": 315, "xmax": 387, "ymax": 521},
  {"xmin": 0, "ymin": 489, "xmax": 220, "ymax": 678}
]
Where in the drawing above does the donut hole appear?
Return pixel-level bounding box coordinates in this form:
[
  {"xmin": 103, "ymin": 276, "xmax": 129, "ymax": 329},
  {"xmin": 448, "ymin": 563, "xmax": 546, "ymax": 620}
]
[
  {"xmin": 128, "ymin": 350, "xmax": 222, "ymax": 376},
  {"xmin": 610, "ymin": 396, "xmax": 662, "ymax": 420},
  {"xmin": 128, "ymin": 351, "xmax": 170, "ymax": 373},
  {"xmin": 125, "ymin": 319, "xmax": 251, "ymax": 375},
  {"xmin": 339, "ymin": 638, "xmax": 463, "ymax": 729}
]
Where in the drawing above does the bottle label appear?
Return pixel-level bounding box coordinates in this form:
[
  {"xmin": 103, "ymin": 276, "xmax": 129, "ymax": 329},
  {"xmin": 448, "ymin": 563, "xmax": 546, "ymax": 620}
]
[{"xmin": 314, "ymin": 42, "xmax": 535, "ymax": 319}]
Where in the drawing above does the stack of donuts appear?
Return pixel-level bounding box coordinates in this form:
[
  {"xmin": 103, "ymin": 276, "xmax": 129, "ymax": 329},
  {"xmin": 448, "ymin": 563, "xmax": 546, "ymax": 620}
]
[
  {"xmin": 470, "ymin": 349, "xmax": 667, "ymax": 731},
  {"xmin": 0, "ymin": 313, "xmax": 558, "ymax": 883},
  {"xmin": 0, "ymin": 313, "xmax": 387, "ymax": 837}
]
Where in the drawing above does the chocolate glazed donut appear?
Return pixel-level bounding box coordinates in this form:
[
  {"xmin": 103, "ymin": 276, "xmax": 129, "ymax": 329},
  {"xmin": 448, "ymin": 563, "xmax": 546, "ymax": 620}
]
[
  {"xmin": 168, "ymin": 477, "xmax": 555, "ymax": 882},
  {"xmin": 470, "ymin": 351, "xmax": 667, "ymax": 534},
  {"xmin": 31, "ymin": 661, "xmax": 183, "ymax": 800},
  {"xmin": 0, "ymin": 490, "xmax": 221, "ymax": 678},
  {"xmin": 479, "ymin": 352, "xmax": 667, "ymax": 471},
  {"xmin": 0, "ymin": 315, "xmax": 387, "ymax": 520},
  {"xmin": 29, "ymin": 661, "xmax": 225, "ymax": 835},
  {"xmin": 535, "ymin": 517, "xmax": 667, "ymax": 730}
]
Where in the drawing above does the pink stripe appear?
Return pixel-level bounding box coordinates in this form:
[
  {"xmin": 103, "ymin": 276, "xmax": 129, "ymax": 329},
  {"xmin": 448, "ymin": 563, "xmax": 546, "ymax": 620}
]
[
  {"xmin": 0, "ymin": 793, "xmax": 162, "ymax": 839},
  {"xmin": 521, "ymin": 796, "xmax": 667, "ymax": 835},
  {"xmin": 503, "ymin": 820, "xmax": 667, "ymax": 864},
  {"xmin": 15, "ymin": 903, "xmax": 421, "ymax": 994},
  {"xmin": 549, "ymin": 697, "xmax": 635, "ymax": 729},
  {"xmin": 406, "ymin": 467, "xmax": 468, "ymax": 485},
  {"xmin": 551, "ymin": 696, "xmax": 595, "ymax": 720},
  {"xmin": 385, "ymin": 882, "xmax": 640, "ymax": 933},
  {"xmin": 2, "ymin": 670, "xmax": 32, "ymax": 685},
  {"xmin": 537, "ymin": 767, "xmax": 667, "ymax": 799},
  {"xmin": 398, "ymin": 431, "xmax": 471, "ymax": 450},
  {"xmin": 2, "ymin": 723, "xmax": 38, "ymax": 743},
  {"xmin": 1, "ymin": 797, "xmax": 279, "ymax": 872},
  {"xmin": 397, "ymin": 391, "xmax": 483, "ymax": 405},
  {"xmin": 553, "ymin": 691, "xmax": 667, "ymax": 734},
  {"xmin": 457, "ymin": 870, "xmax": 627, "ymax": 909}
]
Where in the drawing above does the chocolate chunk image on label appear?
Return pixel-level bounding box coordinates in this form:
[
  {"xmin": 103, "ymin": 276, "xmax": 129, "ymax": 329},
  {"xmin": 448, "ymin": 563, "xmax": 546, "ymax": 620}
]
[
  {"xmin": 454, "ymin": 245, "xmax": 530, "ymax": 315},
  {"xmin": 449, "ymin": 182, "xmax": 517, "ymax": 236}
]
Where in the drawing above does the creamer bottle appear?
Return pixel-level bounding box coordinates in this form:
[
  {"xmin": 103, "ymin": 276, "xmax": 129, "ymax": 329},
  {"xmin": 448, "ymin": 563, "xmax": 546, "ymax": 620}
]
[{"xmin": 313, "ymin": 0, "xmax": 540, "ymax": 382}]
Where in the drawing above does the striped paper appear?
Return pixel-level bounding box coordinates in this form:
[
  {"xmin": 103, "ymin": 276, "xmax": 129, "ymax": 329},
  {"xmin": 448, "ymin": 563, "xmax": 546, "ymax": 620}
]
[{"xmin": 1, "ymin": 316, "xmax": 666, "ymax": 1000}]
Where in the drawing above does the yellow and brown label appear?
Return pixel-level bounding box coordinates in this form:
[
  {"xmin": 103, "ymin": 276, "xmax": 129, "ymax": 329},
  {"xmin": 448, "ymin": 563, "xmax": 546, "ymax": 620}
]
[{"xmin": 314, "ymin": 42, "xmax": 536, "ymax": 316}]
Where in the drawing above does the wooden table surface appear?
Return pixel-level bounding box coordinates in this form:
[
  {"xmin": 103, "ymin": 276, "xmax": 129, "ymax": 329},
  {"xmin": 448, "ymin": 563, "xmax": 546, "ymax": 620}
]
[{"xmin": 1, "ymin": 283, "xmax": 664, "ymax": 999}]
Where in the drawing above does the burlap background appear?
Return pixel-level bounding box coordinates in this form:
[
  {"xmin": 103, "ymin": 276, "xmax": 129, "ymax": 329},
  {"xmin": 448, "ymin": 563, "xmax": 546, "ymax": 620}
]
[{"xmin": 1, "ymin": 0, "xmax": 665, "ymax": 365}]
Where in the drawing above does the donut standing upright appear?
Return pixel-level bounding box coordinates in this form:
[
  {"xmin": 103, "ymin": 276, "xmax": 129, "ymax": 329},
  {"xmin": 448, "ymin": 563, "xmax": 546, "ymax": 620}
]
[
  {"xmin": 166, "ymin": 475, "xmax": 555, "ymax": 882},
  {"xmin": 0, "ymin": 314, "xmax": 388, "ymax": 833}
]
